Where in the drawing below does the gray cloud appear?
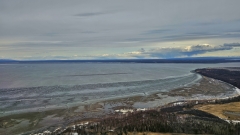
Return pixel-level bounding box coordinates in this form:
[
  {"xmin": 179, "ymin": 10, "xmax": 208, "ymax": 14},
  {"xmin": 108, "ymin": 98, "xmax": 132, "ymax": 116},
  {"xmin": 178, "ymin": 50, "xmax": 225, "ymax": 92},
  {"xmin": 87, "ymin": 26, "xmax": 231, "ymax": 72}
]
[
  {"xmin": 1, "ymin": 1, "xmax": 240, "ymax": 59},
  {"xmin": 224, "ymin": 43, "xmax": 240, "ymax": 47},
  {"xmin": 75, "ymin": 12, "xmax": 107, "ymax": 17},
  {"xmin": 147, "ymin": 43, "xmax": 240, "ymax": 58},
  {"xmin": 150, "ymin": 43, "xmax": 240, "ymax": 58},
  {"xmin": 142, "ymin": 29, "xmax": 171, "ymax": 35},
  {"xmin": 100, "ymin": 43, "xmax": 240, "ymax": 59}
]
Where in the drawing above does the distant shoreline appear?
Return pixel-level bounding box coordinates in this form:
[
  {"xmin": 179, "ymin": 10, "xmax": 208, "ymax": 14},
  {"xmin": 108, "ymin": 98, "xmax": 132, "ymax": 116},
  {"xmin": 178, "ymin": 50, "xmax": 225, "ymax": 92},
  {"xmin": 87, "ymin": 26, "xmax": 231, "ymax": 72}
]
[{"xmin": 1, "ymin": 57, "xmax": 240, "ymax": 64}]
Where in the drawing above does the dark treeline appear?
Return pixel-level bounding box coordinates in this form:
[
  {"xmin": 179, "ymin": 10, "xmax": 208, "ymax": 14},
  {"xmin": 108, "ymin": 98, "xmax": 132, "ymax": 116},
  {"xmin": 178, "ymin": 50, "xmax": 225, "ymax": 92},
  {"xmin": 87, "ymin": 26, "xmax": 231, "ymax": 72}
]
[
  {"xmin": 58, "ymin": 108, "xmax": 240, "ymax": 135},
  {"xmin": 195, "ymin": 68, "xmax": 240, "ymax": 89},
  {"xmin": 215, "ymin": 95, "xmax": 240, "ymax": 104}
]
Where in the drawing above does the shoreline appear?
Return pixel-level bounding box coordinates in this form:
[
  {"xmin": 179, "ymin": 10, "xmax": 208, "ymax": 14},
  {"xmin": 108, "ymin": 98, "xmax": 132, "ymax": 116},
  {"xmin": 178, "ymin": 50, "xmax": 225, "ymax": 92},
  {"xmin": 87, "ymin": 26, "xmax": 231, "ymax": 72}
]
[{"xmin": 1, "ymin": 68, "xmax": 240, "ymax": 134}]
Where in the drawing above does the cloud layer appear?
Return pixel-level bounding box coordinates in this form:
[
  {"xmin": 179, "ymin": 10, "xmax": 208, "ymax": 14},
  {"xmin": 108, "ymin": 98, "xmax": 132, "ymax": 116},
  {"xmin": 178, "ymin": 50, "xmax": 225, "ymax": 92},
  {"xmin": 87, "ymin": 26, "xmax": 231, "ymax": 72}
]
[
  {"xmin": 99, "ymin": 43, "xmax": 240, "ymax": 59},
  {"xmin": 0, "ymin": 1, "xmax": 240, "ymax": 59}
]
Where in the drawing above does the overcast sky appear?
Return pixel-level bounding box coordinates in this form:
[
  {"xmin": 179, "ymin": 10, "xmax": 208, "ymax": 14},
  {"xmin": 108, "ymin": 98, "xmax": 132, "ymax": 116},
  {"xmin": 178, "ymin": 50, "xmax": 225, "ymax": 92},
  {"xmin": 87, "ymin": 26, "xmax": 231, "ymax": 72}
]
[{"xmin": 1, "ymin": 0, "xmax": 240, "ymax": 60}]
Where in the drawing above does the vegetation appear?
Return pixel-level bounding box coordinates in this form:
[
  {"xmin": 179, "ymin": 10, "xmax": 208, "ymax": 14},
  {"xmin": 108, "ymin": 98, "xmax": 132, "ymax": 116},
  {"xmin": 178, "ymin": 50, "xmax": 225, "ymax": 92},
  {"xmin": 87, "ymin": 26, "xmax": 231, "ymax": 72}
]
[
  {"xmin": 195, "ymin": 101, "xmax": 240, "ymax": 120},
  {"xmin": 195, "ymin": 68, "xmax": 240, "ymax": 89},
  {"xmin": 57, "ymin": 106, "xmax": 240, "ymax": 135}
]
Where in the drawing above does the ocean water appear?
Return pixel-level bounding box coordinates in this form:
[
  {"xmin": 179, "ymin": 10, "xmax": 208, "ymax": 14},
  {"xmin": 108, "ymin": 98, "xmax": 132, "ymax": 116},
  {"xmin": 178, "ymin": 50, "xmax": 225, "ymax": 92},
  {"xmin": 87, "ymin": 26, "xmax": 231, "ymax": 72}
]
[{"xmin": 0, "ymin": 63, "xmax": 239, "ymax": 115}]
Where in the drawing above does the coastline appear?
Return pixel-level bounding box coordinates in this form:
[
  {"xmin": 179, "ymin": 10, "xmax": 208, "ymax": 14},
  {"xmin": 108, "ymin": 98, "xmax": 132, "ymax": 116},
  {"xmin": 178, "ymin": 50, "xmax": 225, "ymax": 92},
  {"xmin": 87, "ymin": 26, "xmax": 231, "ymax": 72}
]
[{"xmin": 1, "ymin": 67, "xmax": 240, "ymax": 134}]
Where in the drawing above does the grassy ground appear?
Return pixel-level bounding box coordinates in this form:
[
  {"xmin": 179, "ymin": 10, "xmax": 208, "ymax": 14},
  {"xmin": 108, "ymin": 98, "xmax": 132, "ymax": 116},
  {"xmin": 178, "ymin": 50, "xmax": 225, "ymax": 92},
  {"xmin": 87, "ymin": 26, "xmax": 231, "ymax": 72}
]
[{"xmin": 194, "ymin": 101, "xmax": 240, "ymax": 120}]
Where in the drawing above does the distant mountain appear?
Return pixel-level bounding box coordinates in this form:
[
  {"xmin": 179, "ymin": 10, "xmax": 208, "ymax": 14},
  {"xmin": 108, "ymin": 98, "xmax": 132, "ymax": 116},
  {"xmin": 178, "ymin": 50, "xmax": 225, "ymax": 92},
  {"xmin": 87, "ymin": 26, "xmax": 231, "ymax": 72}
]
[
  {"xmin": 0, "ymin": 59, "xmax": 17, "ymax": 62},
  {"xmin": 0, "ymin": 57, "xmax": 240, "ymax": 64}
]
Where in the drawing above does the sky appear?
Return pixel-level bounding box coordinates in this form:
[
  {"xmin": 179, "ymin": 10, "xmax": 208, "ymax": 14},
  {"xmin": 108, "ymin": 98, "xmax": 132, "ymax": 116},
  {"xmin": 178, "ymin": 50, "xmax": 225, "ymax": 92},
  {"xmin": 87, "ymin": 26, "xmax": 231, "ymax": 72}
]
[{"xmin": 0, "ymin": 0, "xmax": 240, "ymax": 60}]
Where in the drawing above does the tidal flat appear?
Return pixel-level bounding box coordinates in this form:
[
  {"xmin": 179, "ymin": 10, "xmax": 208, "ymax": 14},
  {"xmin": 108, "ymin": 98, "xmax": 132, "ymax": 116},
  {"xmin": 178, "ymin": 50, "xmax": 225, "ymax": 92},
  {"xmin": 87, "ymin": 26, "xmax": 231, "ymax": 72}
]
[
  {"xmin": 0, "ymin": 63, "xmax": 240, "ymax": 134},
  {"xmin": 0, "ymin": 74, "xmax": 238, "ymax": 135}
]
